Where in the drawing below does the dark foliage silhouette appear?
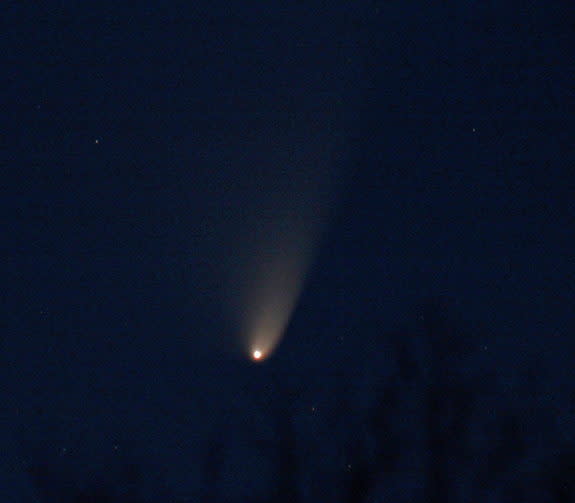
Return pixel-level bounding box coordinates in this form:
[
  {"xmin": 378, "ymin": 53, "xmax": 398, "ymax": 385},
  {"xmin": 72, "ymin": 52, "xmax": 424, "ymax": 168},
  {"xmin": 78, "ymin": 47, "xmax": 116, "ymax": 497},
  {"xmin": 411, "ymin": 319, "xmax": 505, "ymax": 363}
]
[
  {"xmin": 14, "ymin": 301, "xmax": 575, "ymax": 502},
  {"xmin": 26, "ymin": 460, "xmax": 176, "ymax": 503}
]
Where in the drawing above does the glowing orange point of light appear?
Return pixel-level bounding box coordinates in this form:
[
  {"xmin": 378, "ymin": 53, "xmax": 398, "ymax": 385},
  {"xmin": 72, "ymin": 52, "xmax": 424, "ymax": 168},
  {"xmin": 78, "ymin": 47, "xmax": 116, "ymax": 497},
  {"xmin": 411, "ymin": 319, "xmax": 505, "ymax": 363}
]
[{"xmin": 252, "ymin": 349, "xmax": 263, "ymax": 361}]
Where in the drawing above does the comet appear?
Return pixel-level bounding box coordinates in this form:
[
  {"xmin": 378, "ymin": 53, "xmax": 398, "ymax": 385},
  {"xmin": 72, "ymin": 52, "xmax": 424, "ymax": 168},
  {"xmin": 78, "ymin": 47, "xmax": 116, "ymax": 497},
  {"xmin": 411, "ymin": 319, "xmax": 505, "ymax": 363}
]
[
  {"xmin": 231, "ymin": 144, "xmax": 342, "ymax": 362},
  {"xmin": 180, "ymin": 12, "xmax": 361, "ymax": 362}
]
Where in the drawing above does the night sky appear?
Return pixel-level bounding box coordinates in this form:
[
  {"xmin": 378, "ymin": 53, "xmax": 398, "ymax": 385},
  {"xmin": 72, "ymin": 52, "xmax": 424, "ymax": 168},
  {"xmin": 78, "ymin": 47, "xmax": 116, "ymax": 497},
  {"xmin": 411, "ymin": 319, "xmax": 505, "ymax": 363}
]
[{"xmin": 3, "ymin": 2, "xmax": 575, "ymax": 502}]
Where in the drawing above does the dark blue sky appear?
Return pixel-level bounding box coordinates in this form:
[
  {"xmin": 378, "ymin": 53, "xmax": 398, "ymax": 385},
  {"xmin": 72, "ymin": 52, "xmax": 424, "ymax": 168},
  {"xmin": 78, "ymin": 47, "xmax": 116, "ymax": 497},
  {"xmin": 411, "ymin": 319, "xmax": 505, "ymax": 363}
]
[{"xmin": 3, "ymin": 2, "xmax": 574, "ymax": 501}]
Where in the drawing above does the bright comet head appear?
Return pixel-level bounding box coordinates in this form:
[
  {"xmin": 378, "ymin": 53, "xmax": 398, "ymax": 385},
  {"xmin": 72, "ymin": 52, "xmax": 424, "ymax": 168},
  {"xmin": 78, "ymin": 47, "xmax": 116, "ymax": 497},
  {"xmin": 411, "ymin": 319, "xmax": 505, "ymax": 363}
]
[{"xmin": 252, "ymin": 349, "xmax": 263, "ymax": 361}]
